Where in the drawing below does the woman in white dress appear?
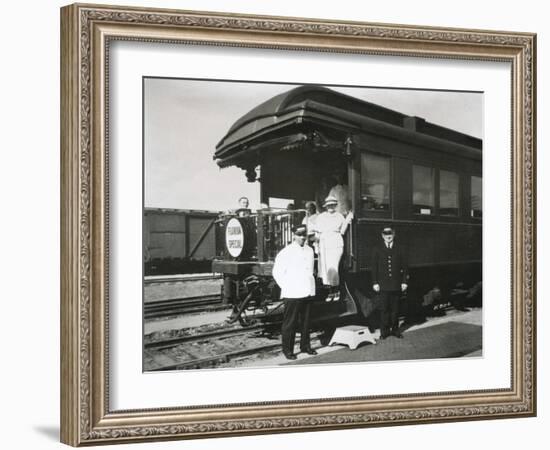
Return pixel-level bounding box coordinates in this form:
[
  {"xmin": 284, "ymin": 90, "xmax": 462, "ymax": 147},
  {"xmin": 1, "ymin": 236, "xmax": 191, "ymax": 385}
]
[{"xmin": 314, "ymin": 196, "xmax": 353, "ymax": 301}]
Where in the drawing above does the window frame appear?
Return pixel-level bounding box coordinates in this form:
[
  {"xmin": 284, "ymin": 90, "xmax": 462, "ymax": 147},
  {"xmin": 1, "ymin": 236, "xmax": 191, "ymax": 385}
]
[
  {"xmin": 359, "ymin": 151, "xmax": 392, "ymax": 218},
  {"xmin": 439, "ymin": 169, "xmax": 461, "ymax": 217},
  {"xmin": 470, "ymin": 174, "xmax": 483, "ymax": 220},
  {"xmin": 412, "ymin": 163, "xmax": 436, "ymax": 217}
]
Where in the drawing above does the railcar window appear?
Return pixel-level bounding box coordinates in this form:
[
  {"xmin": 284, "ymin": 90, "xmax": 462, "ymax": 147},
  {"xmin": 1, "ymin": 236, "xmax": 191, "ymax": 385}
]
[
  {"xmin": 471, "ymin": 176, "xmax": 482, "ymax": 218},
  {"xmin": 412, "ymin": 165, "xmax": 435, "ymax": 215},
  {"xmin": 360, "ymin": 153, "xmax": 390, "ymax": 212},
  {"xmin": 439, "ymin": 170, "xmax": 460, "ymax": 216}
]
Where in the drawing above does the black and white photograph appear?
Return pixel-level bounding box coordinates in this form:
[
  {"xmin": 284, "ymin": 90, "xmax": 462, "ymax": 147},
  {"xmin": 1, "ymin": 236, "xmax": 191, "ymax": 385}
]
[{"xmin": 143, "ymin": 78, "xmax": 483, "ymax": 372}]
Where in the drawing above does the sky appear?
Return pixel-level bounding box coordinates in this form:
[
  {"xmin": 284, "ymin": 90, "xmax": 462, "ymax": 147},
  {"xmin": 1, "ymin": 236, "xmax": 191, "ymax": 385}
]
[{"xmin": 144, "ymin": 78, "xmax": 482, "ymax": 211}]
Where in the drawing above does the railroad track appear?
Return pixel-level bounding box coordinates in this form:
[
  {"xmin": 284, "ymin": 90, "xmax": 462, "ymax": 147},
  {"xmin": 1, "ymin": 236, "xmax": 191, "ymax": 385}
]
[
  {"xmin": 145, "ymin": 324, "xmax": 264, "ymax": 350},
  {"xmin": 144, "ymin": 294, "xmax": 229, "ymax": 319},
  {"xmin": 147, "ymin": 343, "xmax": 281, "ymax": 371},
  {"xmin": 144, "ymin": 325, "xmax": 282, "ymax": 371},
  {"xmin": 144, "ymin": 274, "xmax": 221, "ymax": 285}
]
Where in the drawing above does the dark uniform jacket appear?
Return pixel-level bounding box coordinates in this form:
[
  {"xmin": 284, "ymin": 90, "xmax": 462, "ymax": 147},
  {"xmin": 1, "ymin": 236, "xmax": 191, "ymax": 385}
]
[{"xmin": 371, "ymin": 241, "xmax": 409, "ymax": 291}]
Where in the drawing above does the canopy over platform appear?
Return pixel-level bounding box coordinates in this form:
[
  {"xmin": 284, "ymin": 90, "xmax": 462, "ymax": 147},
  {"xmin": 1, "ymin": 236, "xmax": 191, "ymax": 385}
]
[{"xmin": 213, "ymin": 85, "xmax": 482, "ymax": 169}]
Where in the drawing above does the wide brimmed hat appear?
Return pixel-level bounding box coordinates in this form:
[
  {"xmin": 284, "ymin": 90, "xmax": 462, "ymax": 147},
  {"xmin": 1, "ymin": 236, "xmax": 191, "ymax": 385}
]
[{"xmin": 323, "ymin": 196, "xmax": 338, "ymax": 207}]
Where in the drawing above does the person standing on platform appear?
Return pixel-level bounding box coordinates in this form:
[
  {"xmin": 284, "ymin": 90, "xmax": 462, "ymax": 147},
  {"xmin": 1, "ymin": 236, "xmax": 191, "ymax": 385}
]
[
  {"xmin": 315, "ymin": 196, "xmax": 353, "ymax": 301},
  {"xmin": 328, "ymin": 174, "xmax": 351, "ymax": 216},
  {"xmin": 236, "ymin": 196, "xmax": 251, "ymax": 217},
  {"xmin": 371, "ymin": 226, "xmax": 409, "ymax": 339},
  {"xmin": 302, "ymin": 201, "xmax": 320, "ymax": 254},
  {"xmin": 272, "ymin": 224, "xmax": 317, "ymax": 360}
]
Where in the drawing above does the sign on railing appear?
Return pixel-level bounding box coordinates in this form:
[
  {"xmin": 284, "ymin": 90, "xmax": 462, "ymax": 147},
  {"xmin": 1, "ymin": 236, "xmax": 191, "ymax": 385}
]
[
  {"xmin": 225, "ymin": 218, "xmax": 245, "ymax": 257},
  {"xmin": 216, "ymin": 209, "xmax": 306, "ymax": 262}
]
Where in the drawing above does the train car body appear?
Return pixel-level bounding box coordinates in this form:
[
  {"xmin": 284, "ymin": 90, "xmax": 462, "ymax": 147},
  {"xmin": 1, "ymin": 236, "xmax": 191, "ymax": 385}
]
[
  {"xmin": 144, "ymin": 208, "xmax": 219, "ymax": 275},
  {"xmin": 212, "ymin": 86, "xmax": 482, "ymax": 329}
]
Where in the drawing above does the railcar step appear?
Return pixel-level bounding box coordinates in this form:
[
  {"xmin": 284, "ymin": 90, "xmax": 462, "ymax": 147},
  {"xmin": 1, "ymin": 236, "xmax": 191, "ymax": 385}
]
[{"xmin": 328, "ymin": 325, "xmax": 377, "ymax": 349}]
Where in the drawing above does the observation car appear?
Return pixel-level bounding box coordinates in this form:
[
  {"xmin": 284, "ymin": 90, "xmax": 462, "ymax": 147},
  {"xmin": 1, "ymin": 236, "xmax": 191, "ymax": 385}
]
[{"xmin": 212, "ymin": 86, "xmax": 482, "ymax": 330}]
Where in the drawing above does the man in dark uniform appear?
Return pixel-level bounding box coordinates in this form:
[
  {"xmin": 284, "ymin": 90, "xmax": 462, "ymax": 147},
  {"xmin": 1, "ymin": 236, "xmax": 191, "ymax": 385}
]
[{"xmin": 371, "ymin": 226, "xmax": 409, "ymax": 339}]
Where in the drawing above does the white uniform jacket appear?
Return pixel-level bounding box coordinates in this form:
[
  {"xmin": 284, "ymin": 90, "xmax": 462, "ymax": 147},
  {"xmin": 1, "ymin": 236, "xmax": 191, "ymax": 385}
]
[{"xmin": 272, "ymin": 242, "xmax": 315, "ymax": 299}]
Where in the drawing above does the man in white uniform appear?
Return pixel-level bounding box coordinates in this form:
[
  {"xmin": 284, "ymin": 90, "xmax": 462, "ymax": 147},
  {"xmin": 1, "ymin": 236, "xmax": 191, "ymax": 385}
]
[{"xmin": 272, "ymin": 224, "xmax": 317, "ymax": 360}]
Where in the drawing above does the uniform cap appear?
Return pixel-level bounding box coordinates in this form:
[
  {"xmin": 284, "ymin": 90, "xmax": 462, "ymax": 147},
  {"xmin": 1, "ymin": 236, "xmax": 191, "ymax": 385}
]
[
  {"xmin": 382, "ymin": 227, "xmax": 395, "ymax": 235},
  {"xmin": 292, "ymin": 225, "xmax": 308, "ymax": 236}
]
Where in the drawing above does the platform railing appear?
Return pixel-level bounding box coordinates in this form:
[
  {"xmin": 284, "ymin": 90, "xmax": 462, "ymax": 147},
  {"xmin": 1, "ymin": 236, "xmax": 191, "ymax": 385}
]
[
  {"xmin": 257, "ymin": 209, "xmax": 305, "ymax": 261},
  {"xmin": 215, "ymin": 209, "xmax": 305, "ymax": 262}
]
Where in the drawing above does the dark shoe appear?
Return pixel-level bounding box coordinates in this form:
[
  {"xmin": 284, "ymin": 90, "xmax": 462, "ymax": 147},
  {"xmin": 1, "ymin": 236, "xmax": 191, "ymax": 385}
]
[
  {"xmin": 392, "ymin": 331, "xmax": 403, "ymax": 339},
  {"xmin": 380, "ymin": 334, "xmax": 389, "ymax": 340},
  {"xmin": 301, "ymin": 348, "xmax": 318, "ymax": 355},
  {"xmin": 284, "ymin": 353, "xmax": 297, "ymax": 360}
]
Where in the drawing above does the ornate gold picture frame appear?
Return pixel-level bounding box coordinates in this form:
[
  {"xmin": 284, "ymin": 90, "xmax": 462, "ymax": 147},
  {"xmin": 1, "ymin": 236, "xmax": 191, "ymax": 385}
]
[{"xmin": 60, "ymin": 3, "xmax": 536, "ymax": 446}]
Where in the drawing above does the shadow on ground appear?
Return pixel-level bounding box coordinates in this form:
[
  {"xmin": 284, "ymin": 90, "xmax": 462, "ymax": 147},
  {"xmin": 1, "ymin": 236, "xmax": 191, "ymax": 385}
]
[{"xmin": 33, "ymin": 426, "xmax": 59, "ymax": 441}]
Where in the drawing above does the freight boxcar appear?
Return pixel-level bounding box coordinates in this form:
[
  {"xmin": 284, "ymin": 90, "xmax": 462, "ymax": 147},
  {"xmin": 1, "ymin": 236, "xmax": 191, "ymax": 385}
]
[{"xmin": 144, "ymin": 208, "xmax": 219, "ymax": 275}]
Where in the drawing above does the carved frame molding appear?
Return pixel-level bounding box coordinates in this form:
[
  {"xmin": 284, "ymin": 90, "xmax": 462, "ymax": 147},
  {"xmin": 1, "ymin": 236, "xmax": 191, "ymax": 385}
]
[{"xmin": 61, "ymin": 3, "xmax": 536, "ymax": 446}]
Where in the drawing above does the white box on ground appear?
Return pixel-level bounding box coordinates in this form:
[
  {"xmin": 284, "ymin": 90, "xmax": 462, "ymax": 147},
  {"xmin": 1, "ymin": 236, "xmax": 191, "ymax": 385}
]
[{"xmin": 329, "ymin": 325, "xmax": 377, "ymax": 349}]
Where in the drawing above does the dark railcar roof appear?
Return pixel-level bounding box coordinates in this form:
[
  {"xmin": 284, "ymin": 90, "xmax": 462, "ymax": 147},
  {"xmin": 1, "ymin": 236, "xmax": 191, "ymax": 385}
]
[{"xmin": 214, "ymin": 85, "xmax": 482, "ymax": 167}]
